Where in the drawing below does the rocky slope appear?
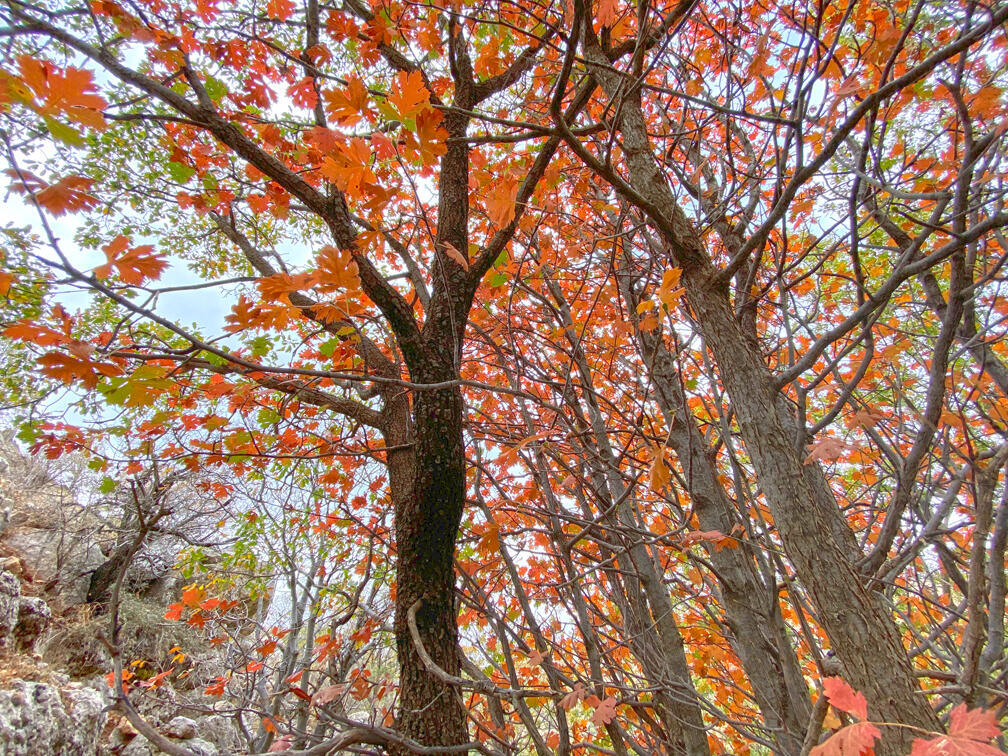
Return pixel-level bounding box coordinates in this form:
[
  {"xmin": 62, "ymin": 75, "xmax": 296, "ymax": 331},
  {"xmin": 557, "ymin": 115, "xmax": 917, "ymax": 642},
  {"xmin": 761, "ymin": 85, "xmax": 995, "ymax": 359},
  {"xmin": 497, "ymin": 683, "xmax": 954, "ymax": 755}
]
[{"xmin": 0, "ymin": 437, "xmax": 242, "ymax": 756}]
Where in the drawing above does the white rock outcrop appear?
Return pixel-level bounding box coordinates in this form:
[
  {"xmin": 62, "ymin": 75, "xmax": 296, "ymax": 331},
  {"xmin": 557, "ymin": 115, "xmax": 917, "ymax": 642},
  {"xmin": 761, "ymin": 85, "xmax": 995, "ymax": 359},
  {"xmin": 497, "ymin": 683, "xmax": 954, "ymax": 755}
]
[{"xmin": 0, "ymin": 680, "xmax": 105, "ymax": 755}]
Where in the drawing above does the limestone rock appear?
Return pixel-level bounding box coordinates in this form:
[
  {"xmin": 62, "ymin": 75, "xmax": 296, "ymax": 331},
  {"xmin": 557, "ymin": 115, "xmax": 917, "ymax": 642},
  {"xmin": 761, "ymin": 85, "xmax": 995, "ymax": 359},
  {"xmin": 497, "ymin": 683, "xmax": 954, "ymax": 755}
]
[
  {"xmin": 121, "ymin": 735, "xmax": 218, "ymax": 756},
  {"xmin": 0, "ymin": 570, "xmax": 20, "ymax": 648},
  {"xmin": 14, "ymin": 595, "xmax": 51, "ymax": 653},
  {"xmin": 164, "ymin": 715, "xmax": 198, "ymax": 740},
  {"xmin": 4, "ymin": 527, "xmax": 104, "ymax": 608},
  {"xmin": 0, "ymin": 679, "xmax": 105, "ymax": 755}
]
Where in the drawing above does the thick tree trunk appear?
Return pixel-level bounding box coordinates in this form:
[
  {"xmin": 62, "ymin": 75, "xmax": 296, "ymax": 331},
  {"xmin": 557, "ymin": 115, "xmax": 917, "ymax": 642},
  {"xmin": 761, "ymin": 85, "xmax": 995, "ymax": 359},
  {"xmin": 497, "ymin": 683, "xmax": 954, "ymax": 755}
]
[
  {"xmin": 388, "ymin": 91, "xmax": 475, "ymax": 752},
  {"xmin": 391, "ymin": 377, "xmax": 469, "ymax": 751},
  {"xmin": 685, "ymin": 280, "xmax": 941, "ymax": 753}
]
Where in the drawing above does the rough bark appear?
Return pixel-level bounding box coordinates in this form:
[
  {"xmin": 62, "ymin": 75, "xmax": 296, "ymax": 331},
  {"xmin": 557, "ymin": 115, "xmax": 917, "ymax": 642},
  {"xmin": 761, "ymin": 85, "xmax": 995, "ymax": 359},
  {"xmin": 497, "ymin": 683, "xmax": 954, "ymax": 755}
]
[
  {"xmin": 391, "ymin": 379, "xmax": 469, "ymax": 750},
  {"xmin": 573, "ymin": 28, "xmax": 940, "ymax": 755},
  {"xmin": 618, "ymin": 260, "xmax": 811, "ymax": 755}
]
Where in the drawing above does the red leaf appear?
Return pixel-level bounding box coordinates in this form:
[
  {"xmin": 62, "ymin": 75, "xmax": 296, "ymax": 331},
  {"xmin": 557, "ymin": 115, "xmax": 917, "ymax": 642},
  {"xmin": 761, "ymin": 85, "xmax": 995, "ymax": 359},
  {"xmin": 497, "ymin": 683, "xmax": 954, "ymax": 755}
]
[
  {"xmin": 811, "ymin": 722, "xmax": 881, "ymax": 756},
  {"xmin": 822, "ymin": 677, "xmax": 869, "ymax": 721},
  {"xmin": 265, "ymin": 0, "xmax": 294, "ymax": 19},
  {"xmin": 290, "ymin": 686, "xmax": 312, "ymax": 701},
  {"xmin": 948, "ymin": 704, "xmax": 1000, "ymax": 742},
  {"xmin": 910, "ymin": 705, "xmax": 1004, "ymax": 756}
]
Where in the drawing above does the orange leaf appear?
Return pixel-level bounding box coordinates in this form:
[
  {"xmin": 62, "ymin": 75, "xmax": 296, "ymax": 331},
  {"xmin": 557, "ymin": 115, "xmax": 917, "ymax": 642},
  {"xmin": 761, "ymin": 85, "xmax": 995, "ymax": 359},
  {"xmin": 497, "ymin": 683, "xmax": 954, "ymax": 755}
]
[
  {"xmin": 387, "ymin": 70, "xmax": 430, "ymax": 121},
  {"xmin": 648, "ymin": 445, "xmax": 671, "ymax": 492},
  {"xmin": 265, "ymin": 0, "xmax": 295, "ymax": 19},
  {"xmin": 313, "ymin": 684, "xmax": 347, "ymax": 705},
  {"xmin": 16, "ymin": 55, "xmax": 106, "ymax": 127},
  {"xmin": 205, "ymin": 677, "xmax": 228, "ymax": 697},
  {"xmin": 181, "ymin": 586, "xmax": 205, "ymax": 609},
  {"xmin": 324, "ymin": 76, "xmax": 370, "ymax": 125},
  {"xmin": 485, "ymin": 176, "xmax": 519, "ymax": 228},
  {"xmin": 591, "ymin": 696, "xmax": 618, "ymax": 726},
  {"xmin": 596, "ymin": 0, "xmax": 619, "ymax": 28},
  {"xmin": 257, "ymin": 639, "xmax": 278, "ymax": 657},
  {"xmin": 442, "ymin": 241, "xmax": 468, "ymax": 269},
  {"xmin": 804, "ymin": 437, "xmax": 849, "ymax": 465},
  {"xmin": 38, "ymin": 351, "xmax": 122, "ymax": 389},
  {"xmin": 95, "ymin": 235, "xmax": 168, "ymax": 285},
  {"xmin": 559, "ymin": 682, "xmax": 586, "ymax": 711},
  {"xmin": 5, "ymin": 170, "xmax": 99, "ymax": 216}
]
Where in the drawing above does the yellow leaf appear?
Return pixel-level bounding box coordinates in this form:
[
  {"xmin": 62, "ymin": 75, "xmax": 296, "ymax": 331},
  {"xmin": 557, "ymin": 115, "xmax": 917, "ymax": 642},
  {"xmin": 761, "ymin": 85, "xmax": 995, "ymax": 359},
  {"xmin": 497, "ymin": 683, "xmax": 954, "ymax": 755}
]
[{"xmin": 658, "ymin": 268, "xmax": 683, "ymax": 308}]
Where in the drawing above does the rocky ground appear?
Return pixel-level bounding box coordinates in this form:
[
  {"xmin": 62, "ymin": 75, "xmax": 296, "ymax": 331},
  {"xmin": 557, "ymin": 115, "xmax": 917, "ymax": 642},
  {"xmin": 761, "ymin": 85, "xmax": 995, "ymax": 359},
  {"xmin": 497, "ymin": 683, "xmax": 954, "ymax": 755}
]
[{"xmin": 0, "ymin": 436, "xmax": 244, "ymax": 755}]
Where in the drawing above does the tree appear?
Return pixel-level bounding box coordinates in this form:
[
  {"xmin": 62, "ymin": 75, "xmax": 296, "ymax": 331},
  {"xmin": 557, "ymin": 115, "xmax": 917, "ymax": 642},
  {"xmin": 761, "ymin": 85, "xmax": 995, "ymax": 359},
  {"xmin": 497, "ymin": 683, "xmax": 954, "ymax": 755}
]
[{"xmin": 1, "ymin": 0, "xmax": 1007, "ymax": 754}]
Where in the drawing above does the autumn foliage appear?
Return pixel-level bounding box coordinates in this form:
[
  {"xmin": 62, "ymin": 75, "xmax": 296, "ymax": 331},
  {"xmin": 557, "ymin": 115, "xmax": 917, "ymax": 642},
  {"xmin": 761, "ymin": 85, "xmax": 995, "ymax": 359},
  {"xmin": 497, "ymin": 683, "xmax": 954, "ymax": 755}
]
[{"xmin": 1, "ymin": 0, "xmax": 1008, "ymax": 754}]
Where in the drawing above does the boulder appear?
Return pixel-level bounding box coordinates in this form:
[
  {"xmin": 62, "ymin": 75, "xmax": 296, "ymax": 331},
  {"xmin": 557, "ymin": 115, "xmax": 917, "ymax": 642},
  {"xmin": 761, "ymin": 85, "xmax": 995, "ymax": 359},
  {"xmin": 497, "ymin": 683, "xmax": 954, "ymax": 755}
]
[
  {"xmin": 0, "ymin": 680, "xmax": 105, "ymax": 755},
  {"xmin": 195, "ymin": 714, "xmax": 241, "ymax": 755},
  {"xmin": 0, "ymin": 570, "xmax": 20, "ymax": 648},
  {"xmin": 4, "ymin": 527, "xmax": 104, "ymax": 608},
  {"xmin": 120, "ymin": 735, "xmax": 218, "ymax": 756},
  {"xmin": 164, "ymin": 715, "xmax": 198, "ymax": 740}
]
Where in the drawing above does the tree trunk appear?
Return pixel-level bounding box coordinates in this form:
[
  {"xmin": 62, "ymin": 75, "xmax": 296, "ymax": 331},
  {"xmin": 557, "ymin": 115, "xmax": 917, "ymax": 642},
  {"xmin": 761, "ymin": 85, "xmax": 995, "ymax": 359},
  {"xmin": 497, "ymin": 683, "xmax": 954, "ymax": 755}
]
[
  {"xmin": 391, "ymin": 376, "xmax": 469, "ymax": 751},
  {"xmin": 576, "ymin": 31, "xmax": 940, "ymax": 755},
  {"xmin": 389, "ymin": 94, "xmax": 475, "ymax": 752},
  {"xmin": 624, "ymin": 292, "xmax": 812, "ymax": 755},
  {"xmin": 683, "ymin": 277, "xmax": 940, "ymax": 755}
]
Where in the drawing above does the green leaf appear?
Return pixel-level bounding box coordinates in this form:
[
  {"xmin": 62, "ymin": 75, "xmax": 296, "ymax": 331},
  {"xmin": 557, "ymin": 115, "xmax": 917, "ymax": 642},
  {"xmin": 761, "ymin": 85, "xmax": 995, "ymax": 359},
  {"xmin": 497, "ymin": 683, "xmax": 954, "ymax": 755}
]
[
  {"xmin": 16, "ymin": 423, "xmax": 39, "ymax": 446},
  {"xmin": 257, "ymin": 408, "xmax": 281, "ymax": 426},
  {"xmin": 250, "ymin": 336, "xmax": 271, "ymax": 357},
  {"xmin": 99, "ymin": 476, "xmax": 118, "ymax": 494},
  {"xmin": 203, "ymin": 76, "xmax": 228, "ymax": 104},
  {"xmin": 167, "ymin": 161, "xmax": 196, "ymax": 184},
  {"xmin": 319, "ymin": 338, "xmax": 340, "ymax": 358},
  {"xmin": 43, "ymin": 116, "xmax": 85, "ymax": 146}
]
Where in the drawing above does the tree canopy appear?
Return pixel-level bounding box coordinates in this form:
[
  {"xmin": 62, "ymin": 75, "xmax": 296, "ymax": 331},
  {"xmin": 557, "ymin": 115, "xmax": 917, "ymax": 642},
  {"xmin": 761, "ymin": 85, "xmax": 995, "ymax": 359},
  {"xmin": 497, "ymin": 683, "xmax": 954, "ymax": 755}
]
[{"xmin": 1, "ymin": 0, "xmax": 1008, "ymax": 754}]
